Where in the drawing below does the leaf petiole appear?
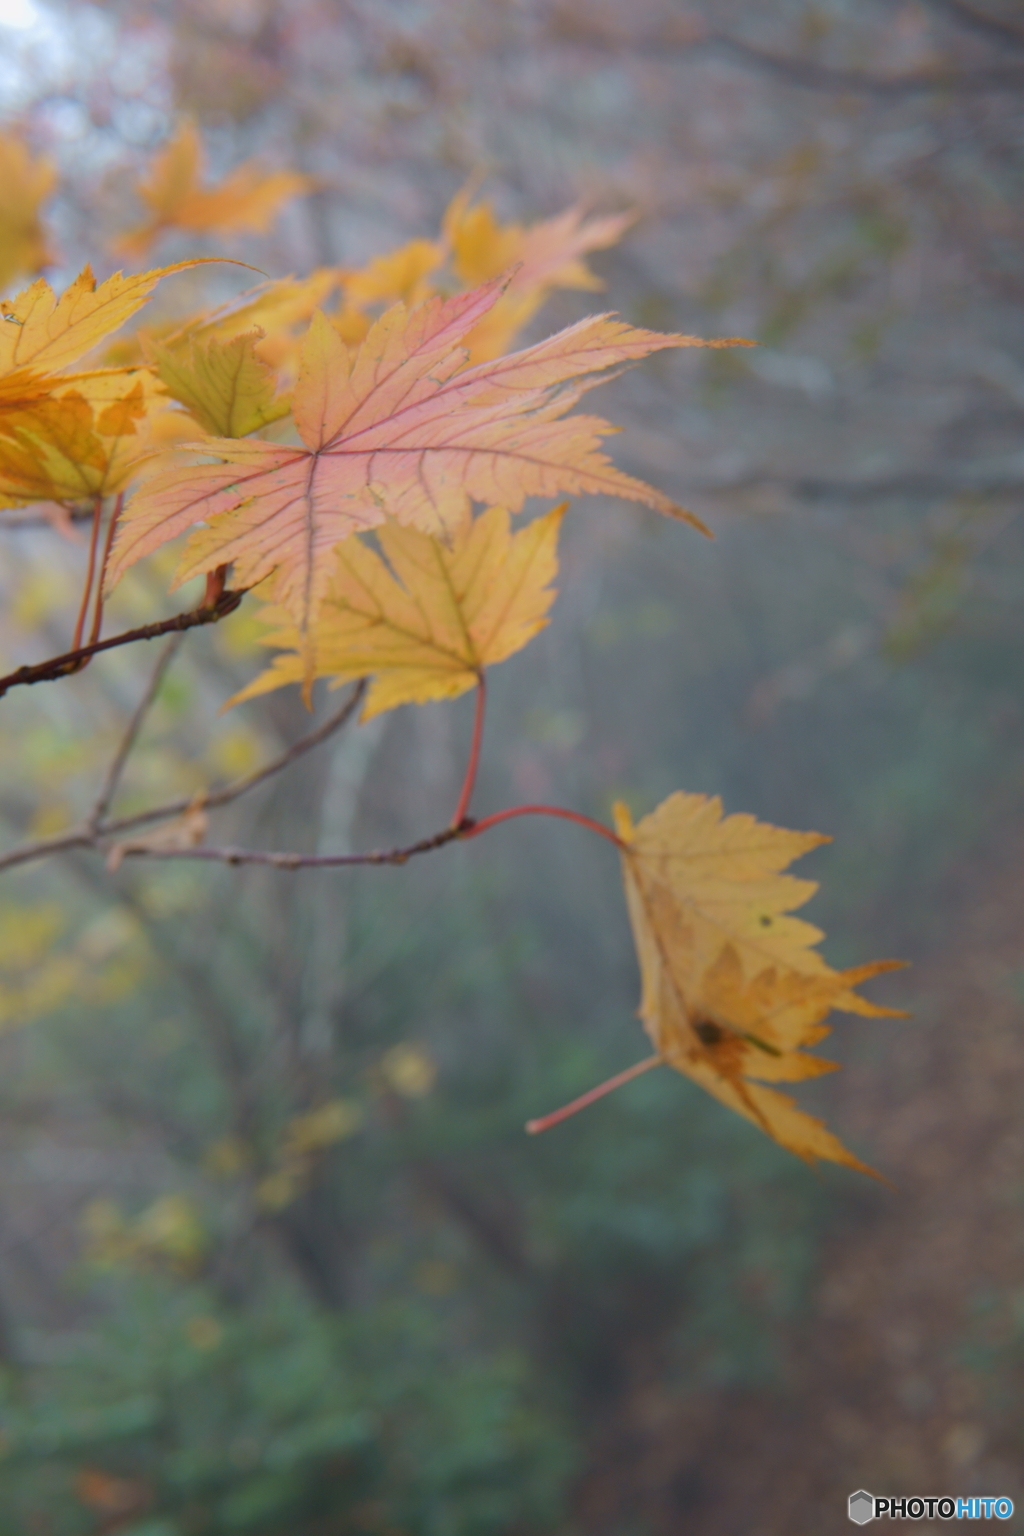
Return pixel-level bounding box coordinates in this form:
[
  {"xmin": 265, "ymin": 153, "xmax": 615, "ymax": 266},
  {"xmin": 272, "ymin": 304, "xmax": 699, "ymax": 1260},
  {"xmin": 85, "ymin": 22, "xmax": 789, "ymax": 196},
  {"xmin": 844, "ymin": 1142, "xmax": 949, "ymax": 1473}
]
[
  {"xmin": 451, "ymin": 674, "xmax": 486, "ymax": 828},
  {"xmin": 526, "ymin": 1054, "xmax": 662, "ymax": 1134},
  {"xmin": 463, "ymin": 803, "xmax": 624, "ymax": 849}
]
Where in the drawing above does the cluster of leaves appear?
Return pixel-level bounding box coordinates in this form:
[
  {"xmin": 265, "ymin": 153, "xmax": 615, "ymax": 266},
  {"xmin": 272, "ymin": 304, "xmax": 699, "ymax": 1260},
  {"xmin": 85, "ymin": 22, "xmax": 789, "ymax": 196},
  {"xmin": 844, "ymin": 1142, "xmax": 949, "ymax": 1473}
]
[{"xmin": 0, "ymin": 116, "xmax": 901, "ymax": 1188}]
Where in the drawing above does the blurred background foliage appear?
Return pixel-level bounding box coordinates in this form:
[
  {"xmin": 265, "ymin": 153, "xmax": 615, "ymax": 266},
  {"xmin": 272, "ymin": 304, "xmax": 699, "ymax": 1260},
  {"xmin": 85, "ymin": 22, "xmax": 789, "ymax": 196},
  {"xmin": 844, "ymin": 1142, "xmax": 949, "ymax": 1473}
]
[{"xmin": 0, "ymin": 0, "xmax": 1023, "ymax": 1531}]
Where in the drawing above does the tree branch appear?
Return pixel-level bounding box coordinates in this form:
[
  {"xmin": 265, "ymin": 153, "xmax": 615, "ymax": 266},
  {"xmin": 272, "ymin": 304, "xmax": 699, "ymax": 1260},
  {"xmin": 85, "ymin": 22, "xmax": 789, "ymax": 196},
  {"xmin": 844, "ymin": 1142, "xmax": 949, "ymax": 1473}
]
[
  {"xmin": 108, "ymin": 824, "xmax": 468, "ymax": 869},
  {"xmin": 706, "ymin": 27, "xmax": 1024, "ymax": 95},
  {"xmin": 697, "ymin": 466, "xmax": 1024, "ymax": 503},
  {"xmin": 88, "ymin": 801, "xmax": 625, "ymax": 870},
  {"xmin": 564, "ymin": 12, "xmax": 1024, "ymax": 95},
  {"xmin": 0, "ymin": 682, "xmax": 367, "ymax": 876},
  {"xmin": 100, "ymin": 679, "xmax": 368, "ymax": 837},
  {"xmin": 0, "ymin": 588, "xmax": 245, "ymax": 699},
  {"xmin": 88, "ymin": 634, "xmax": 185, "ymax": 832},
  {"xmin": 924, "ymin": 0, "xmax": 1024, "ymax": 49}
]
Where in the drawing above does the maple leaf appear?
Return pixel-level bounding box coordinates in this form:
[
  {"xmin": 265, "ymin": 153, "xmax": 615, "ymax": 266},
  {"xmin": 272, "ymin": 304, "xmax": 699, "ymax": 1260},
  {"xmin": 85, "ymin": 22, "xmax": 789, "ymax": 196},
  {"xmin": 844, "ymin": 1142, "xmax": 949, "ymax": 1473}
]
[
  {"xmin": 116, "ymin": 119, "xmax": 311, "ymax": 258},
  {"xmin": 110, "ymin": 280, "xmax": 749, "ymax": 662},
  {"xmin": 0, "ymin": 260, "xmax": 228, "ymax": 378},
  {"xmin": 443, "ymin": 191, "xmax": 635, "ymax": 361},
  {"xmin": 232, "ymin": 504, "xmax": 564, "ymax": 717},
  {"xmin": 613, "ymin": 793, "xmax": 903, "ymax": 1172},
  {"xmin": 155, "ymin": 269, "xmax": 341, "ymax": 373},
  {"xmin": 149, "ymin": 330, "xmax": 290, "ymax": 438},
  {"xmin": 0, "ymin": 133, "xmax": 57, "ymax": 294},
  {"xmin": 0, "ymin": 367, "xmax": 56, "ymax": 424},
  {"xmin": 341, "ymin": 238, "xmax": 445, "ymax": 310},
  {"xmin": 0, "ymin": 372, "xmax": 167, "ymax": 504}
]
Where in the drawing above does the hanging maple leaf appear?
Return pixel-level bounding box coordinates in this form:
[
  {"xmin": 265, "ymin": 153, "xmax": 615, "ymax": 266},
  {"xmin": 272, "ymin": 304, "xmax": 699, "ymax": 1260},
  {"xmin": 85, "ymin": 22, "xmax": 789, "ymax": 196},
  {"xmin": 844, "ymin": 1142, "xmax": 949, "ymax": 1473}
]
[
  {"xmin": 613, "ymin": 794, "xmax": 903, "ymax": 1172},
  {"xmin": 232, "ymin": 504, "xmax": 564, "ymax": 716},
  {"xmin": 0, "ymin": 133, "xmax": 57, "ymax": 294},
  {"xmin": 116, "ymin": 120, "xmax": 311, "ymax": 258},
  {"xmin": 443, "ymin": 190, "xmax": 635, "ymax": 362},
  {"xmin": 109, "ymin": 280, "xmax": 749, "ymax": 664}
]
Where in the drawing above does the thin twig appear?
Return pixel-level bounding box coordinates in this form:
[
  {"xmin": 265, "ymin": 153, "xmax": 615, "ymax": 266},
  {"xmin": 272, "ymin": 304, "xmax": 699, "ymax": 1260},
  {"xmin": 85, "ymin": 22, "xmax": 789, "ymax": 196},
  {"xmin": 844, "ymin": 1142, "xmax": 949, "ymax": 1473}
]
[
  {"xmin": 92, "ymin": 800, "xmax": 625, "ymax": 869},
  {"xmin": 88, "ymin": 634, "xmax": 184, "ymax": 831},
  {"xmin": 0, "ymin": 828, "xmax": 94, "ymax": 874},
  {"xmin": 697, "ymin": 467, "xmax": 1024, "ymax": 502},
  {"xmin": 707, "ymin": 28, "xmax": 1024, "ymax": 95},
  {"xmin": 925, "ymin": 0, "xmax": 1024, "ymax": 49},
  {"xmin": 101, "ymin": 680, "xmax": 368, "ymax": 837},
  {"xmin": 0, "ymin": 589, "xmax": 244, "ymax": 699},
  {"xmin": 569, "ymin": 14, "xmax": 1024, "ymax": 94},
  {"xmin": 0, "ymin": 682, "xmax": 366, "ymax": 875},
  {"xmin": 110, "ymin": 824, "xmax": 467, "ymax": 869}
]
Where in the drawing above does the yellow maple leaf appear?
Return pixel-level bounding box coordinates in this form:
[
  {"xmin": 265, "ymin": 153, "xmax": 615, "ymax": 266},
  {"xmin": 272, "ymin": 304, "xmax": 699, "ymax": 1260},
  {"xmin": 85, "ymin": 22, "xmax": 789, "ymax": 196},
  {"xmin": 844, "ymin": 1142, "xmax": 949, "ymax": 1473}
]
[
  {"xmin": 154, "ymin": 269, "xmax": 341, "ymax": 367},
  {"xmin": 0, "ymin": 259, "xmax": 225, "ymax": 378},
  {"xmin": 148, "ymin": 329, "xmax": 290, "ymax": 438},
  {"xmin": 0, "ymin": 133, "xmax": 57, "ymax": 294},
  {"xmin": 233, "ymin": 503, "xmax": 564, "ymax": 717},
  {"xmin": 613, "ymin": 793, "xmax": 903, "ymax": 1173},
  {"xmin": 443, "ymin": 191, "xmax": 635, "ymax": 362},
  {"xmin": 341, "ymin": 238, "xmax": 445, "ymax": 310},
  {"xmin": 116, "ymin": 119, "xmax": 311, "ymax": 258}
]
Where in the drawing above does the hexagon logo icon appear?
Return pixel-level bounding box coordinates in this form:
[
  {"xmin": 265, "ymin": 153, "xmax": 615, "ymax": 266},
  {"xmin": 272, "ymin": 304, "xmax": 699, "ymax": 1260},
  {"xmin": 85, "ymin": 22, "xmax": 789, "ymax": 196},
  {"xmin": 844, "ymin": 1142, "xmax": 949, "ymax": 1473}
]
[{"xmin": 848, "ymin": 1490, "xmax": 875, "ymax": 1524}]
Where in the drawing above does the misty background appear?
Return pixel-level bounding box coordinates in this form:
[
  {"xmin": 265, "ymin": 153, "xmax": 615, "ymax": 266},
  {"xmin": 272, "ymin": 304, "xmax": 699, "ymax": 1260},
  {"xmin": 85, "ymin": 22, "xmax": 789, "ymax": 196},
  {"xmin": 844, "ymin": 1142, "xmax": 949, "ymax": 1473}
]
[{"xmin": 0, "ymin": 1, "xmax": 1022, "ymax": 1531}]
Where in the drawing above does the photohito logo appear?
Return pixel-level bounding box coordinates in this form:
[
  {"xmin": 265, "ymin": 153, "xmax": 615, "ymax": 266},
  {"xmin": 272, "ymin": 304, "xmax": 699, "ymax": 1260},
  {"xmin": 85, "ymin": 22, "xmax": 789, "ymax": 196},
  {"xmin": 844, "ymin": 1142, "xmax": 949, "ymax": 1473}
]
[{"xmin": 848, "ymin": 1491, "xmax": 1015, "ymax": 1522}]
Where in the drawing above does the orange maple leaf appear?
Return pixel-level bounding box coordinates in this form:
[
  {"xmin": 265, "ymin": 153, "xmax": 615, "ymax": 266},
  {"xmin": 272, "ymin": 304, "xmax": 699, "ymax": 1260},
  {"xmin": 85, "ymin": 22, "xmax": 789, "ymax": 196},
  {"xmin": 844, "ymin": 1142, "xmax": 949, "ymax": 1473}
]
[
  {"xmin": 0, "ymin": 372, "xmax": 172, "ymax": 504},
  {"xmin": 443, "ymin": 191, "xmax": 635, "ymax": 361},
  {"xmin": 109, "ymin": 278, "xmax": 750, "ymax": 663},
  {"xmin": 116, "ymin": 119, "xmax": 312, "ymax": 258}
]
